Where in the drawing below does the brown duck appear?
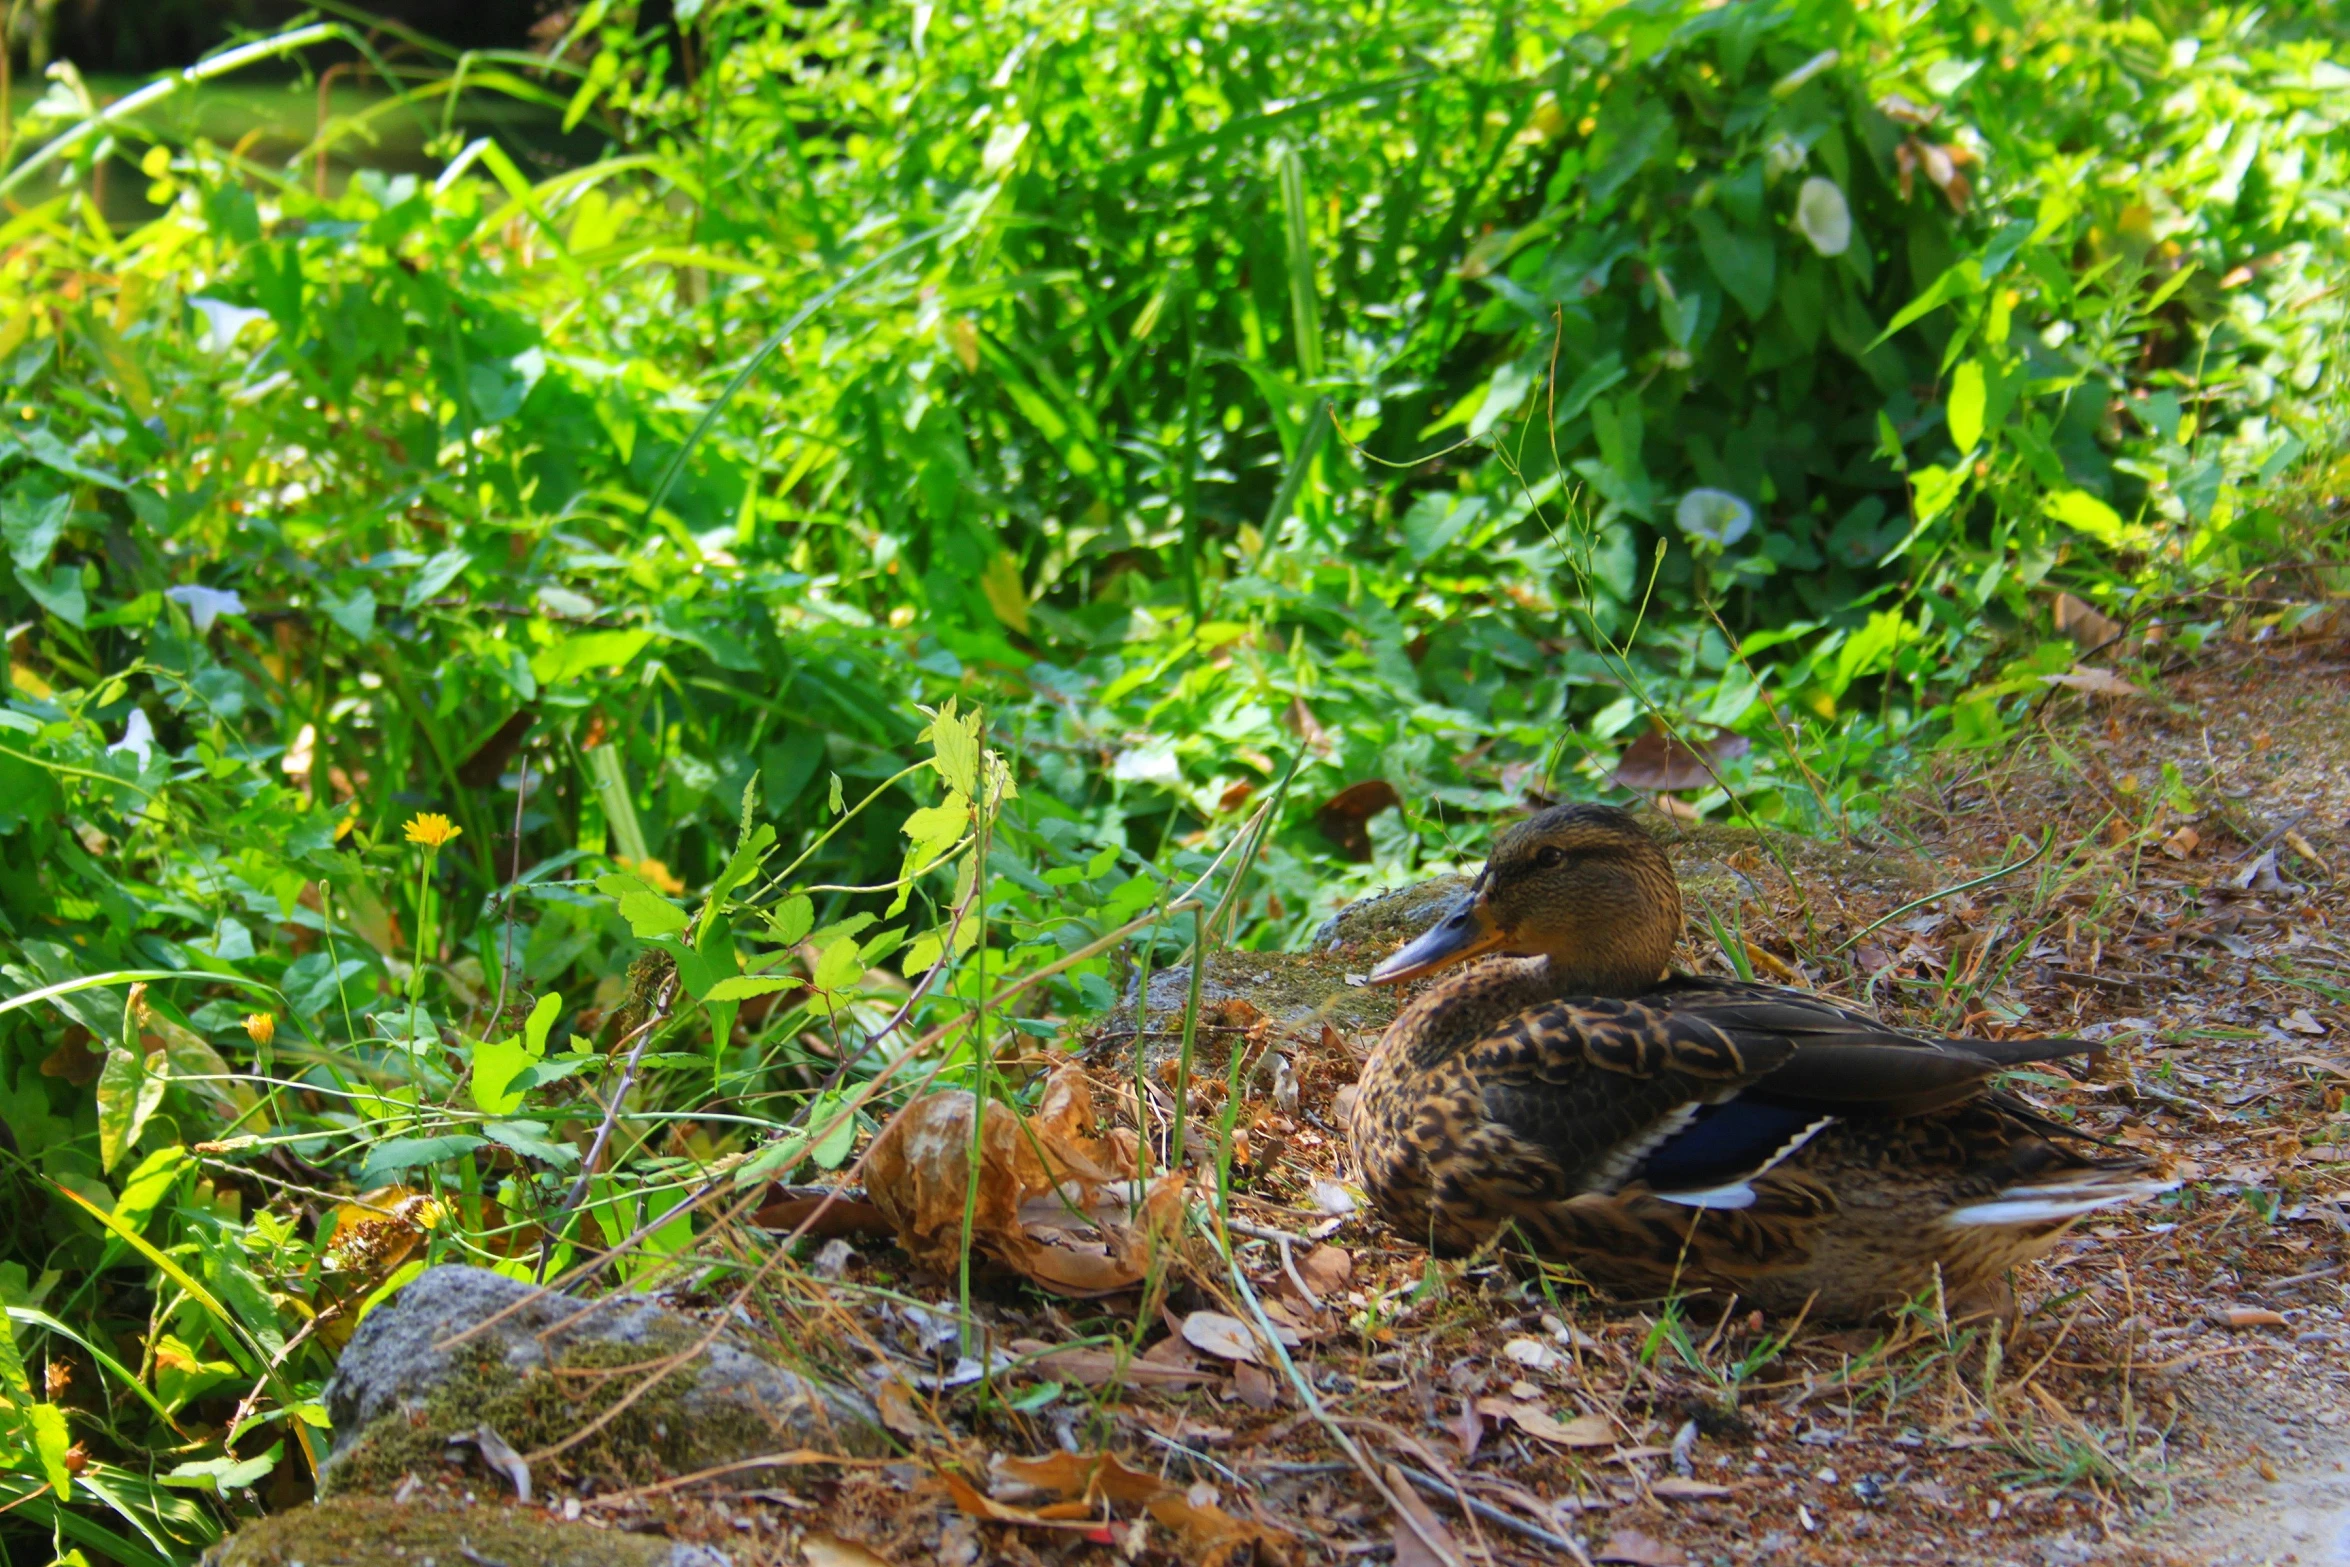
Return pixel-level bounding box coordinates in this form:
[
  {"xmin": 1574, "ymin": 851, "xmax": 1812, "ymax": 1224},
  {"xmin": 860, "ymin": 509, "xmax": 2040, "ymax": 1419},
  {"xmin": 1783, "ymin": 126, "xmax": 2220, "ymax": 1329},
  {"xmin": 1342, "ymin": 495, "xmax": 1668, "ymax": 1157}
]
[{"xmin": 1346, "ymin": 802, "xmax": 2172, "ymax": 1321}]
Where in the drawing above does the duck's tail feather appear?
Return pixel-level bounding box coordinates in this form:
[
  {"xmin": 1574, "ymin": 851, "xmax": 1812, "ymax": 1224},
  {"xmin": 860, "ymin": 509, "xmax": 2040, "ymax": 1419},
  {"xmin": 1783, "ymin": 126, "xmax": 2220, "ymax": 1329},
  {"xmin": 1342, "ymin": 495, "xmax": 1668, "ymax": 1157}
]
[{"xmin": 1941, "ymin": 1170, "xmax": 2178, "ymax": 1229}]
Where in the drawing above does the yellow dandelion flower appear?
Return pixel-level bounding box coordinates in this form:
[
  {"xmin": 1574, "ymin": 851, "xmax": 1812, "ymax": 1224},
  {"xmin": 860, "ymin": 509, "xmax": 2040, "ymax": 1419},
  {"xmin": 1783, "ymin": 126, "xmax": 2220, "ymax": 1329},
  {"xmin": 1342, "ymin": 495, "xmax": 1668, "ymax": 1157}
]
[
  {"xmin": 403, "ymin": 812, "xmax": 462, "ymax": 848},
  {"xmin": 622, "ymin": 856, "xmax": 686, "ymax": 896},
  {"xmin": 243, "ymin": 1012, "xmax": 276, "ymax": 1047}
]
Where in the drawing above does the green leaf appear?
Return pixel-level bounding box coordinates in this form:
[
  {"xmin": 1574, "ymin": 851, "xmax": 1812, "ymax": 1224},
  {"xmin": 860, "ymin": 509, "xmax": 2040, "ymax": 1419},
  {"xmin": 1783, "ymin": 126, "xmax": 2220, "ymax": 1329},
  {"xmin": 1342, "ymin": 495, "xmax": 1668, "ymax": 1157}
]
[
  {"xmin": 530, "ymin": 629, "xmax": 653, "ymax": 687},
  {"xmin": 2043, "ymin": 488, "xmax": 2145, "ymax": 548},
  {"xmin": 764, "ymin": 894, "xmax": 813, "ymax": 946},
  {"xmin": 928, "ymin": 697, "xmax": 981, "ymax": 796},
  {"xmin": 1947, "ymin": 359, "xmax": 1987, "ymax": 453},
  {"xmin": 522, "ymin": 991, "xmax": 562, "ymax": 1055},
  {"xmin": 1690, "ymin": 209, "xmax": 1775, "ymax": 319},
  {"xmin": 94, "ymin": 1047, "xmax": 166, "ymax": 1175},
  {"xmin": 2, "ymin": 485, "xmax": 69, "ymax": 572},
  {"xmin": 827, "ymin": 773, "xmax": 844, "ymax": 815},
  {"xmin": 16, "ymin": 563, "xmax": 86, "ymax": 627},
  {"xmin": 162, "ymin": 1444, "xmax": 278, "ymax": 1497},
  {"xmin": 29, "ymin": 1402, "xmax": 71, "ymax": 1497},
  {"xmin": 595, "ymin": 872, "xmax": 689, "ymax": 938},
  {"xmin": 482, "ymin": 1120, "xmax": 580, "ymax": 1168},
  {"xmin": 471, "ymin": 1035, "xmax": 536, "ymax": 1115},
  {"xmin": 113, "ymin": 1145, "xmax": 188, "ymax": 1233},
  {"xmin": 1872, "ymin": 260, "xmax": 1982, "ymax": 347},
  {"xmin": 811, "ymin": 937, "xmax": 864, "ymax": 993},
  {"xmin": 356, "ymin": 1134, "xmax": 487, "ymax": 1188},
  {"xmin": 704, "ymin": 974, "xmax": 797, "ymax": 1001}
]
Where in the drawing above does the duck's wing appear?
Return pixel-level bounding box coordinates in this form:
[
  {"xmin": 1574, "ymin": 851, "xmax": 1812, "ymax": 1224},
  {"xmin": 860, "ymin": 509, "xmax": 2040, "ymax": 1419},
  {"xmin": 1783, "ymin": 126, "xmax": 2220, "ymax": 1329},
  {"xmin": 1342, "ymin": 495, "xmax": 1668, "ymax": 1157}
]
[
  {"xmin": 1473, "ymin": 979, "xmax": 2101, "ymax": 1205},
  {"xmin": 1643, "ymin": 975, "xmax": 2098, "ymax": 1116},
  {"xmin": 1465, "ymin": 996, "xmax": 1800, "ymax": 1199}
]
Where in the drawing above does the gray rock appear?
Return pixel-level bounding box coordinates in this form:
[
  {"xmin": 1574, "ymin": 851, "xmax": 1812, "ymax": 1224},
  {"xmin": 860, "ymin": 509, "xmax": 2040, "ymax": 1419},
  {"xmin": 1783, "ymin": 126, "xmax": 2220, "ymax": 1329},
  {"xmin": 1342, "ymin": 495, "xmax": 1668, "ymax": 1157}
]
[{"xmin": 322, "ymin": 1266, "xmax": 883, "ymax": 1491}]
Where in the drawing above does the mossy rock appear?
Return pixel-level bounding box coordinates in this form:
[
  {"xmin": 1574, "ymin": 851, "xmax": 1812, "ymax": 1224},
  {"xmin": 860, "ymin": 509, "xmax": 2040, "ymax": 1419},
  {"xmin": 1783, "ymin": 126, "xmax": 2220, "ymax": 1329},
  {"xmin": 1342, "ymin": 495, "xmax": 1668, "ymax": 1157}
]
[
  {"xmin": 322, "ymin": 1267, "xmax": 884, "ymax": 1497},
  {"xmin": 206, "ymin": 1497, "xmax": 725, "ymax": 1567}
]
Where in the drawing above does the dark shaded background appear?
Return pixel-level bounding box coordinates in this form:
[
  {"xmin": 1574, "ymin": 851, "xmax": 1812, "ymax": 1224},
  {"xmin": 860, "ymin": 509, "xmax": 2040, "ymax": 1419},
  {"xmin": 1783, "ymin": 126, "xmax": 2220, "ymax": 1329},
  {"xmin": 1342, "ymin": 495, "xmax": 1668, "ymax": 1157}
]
[{"xmin": 31, "ymin": 0, "xmax": 559, "ymax": 75}]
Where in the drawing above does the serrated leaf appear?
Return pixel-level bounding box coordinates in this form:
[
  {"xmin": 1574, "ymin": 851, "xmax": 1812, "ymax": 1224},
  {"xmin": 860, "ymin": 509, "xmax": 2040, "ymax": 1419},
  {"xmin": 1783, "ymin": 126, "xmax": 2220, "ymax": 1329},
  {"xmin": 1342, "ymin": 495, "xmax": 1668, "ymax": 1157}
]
[
  {"xmin": 811, "ymin": 936, "xmax": 864, "ymax": 993},
  {"xmin": 596, "ymin": 872, "xmax": 689, "ymax": 937},
  {"xmin": 928, "ymin": 697, "xmax": 980, "ymax": 796},
  {"xmin": 765, "ymin": 894, "xmax": 813, "ymax": 946}
]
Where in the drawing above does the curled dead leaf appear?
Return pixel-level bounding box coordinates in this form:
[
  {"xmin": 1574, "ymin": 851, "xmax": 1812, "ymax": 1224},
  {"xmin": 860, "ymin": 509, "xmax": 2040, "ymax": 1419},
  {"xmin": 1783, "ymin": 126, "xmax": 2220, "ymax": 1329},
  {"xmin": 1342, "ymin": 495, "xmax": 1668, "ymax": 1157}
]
[
  {"xmin": 2210, "ymin": 1306, "xmax": 2288, "ymax": 1329},
  {"xmin": 1611, "ymin": 726, "xmax": 1750, "ymax": 793},
  {"xmin": 944, "ymin": 1450, "xmax": 1294, "ymax": 1567},
  {"xmin": 865, "ymin": 1066, "xmax": 1184, "ymax": 1297},
  {"xmin": 1649, "ymin": 1476, "xmax": 1735, "ymax": 1500}
]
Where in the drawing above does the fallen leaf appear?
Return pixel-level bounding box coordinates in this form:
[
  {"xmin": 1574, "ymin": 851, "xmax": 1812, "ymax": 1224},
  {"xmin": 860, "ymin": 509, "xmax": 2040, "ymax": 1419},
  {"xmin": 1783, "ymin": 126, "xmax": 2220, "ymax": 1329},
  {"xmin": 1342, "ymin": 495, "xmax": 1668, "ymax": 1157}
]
[
  {"xmin": 2052, "ymin": 591, "xmax": 2124, "ymax": 651},
  {"xmin": 2210, "ymin": 1306, "xmax": 2288, "ymax": 1329},
  {"xmin": 873, "ymin": 1377, "xmax": 926, "ymax": 1440},
  {"xmin": 1383, "ymin": 1464, "xmax": 1462, "ymax": 1567},
  {"xmin": 1181, "ymin": 1310, "xmax": 1262, "ymax": 1363},
  {"xmin": 1296, "ymin": 1244, "xmax": 1353, "ymax": 1295},
  {"xmin": 948, "ymin": 1450, "xmax": 1290, "ymax": 1567},
  {"xmin": 1500, "ymin": 1335, "xmax": 1559, "ymax": 1370},
  {"xmin": 1649, "ymin": 1476, "xmax": 1735, "ymax": 1500},
  {"xmin": 1318, "ymin": 780, "xmax": 1403, "ymax": 861},
  {"xmin": 865, "ymin": 1066, "xmax": 1183, "ymax": 1297},
  {"xmin": 803, "ymin": 1536, "xmax": 897, "ymax": 1567},
  {"xmin": 1611, "ymin": 726, "xmax": 1751, "ymax": 793},
  {"xmin": 1474, "ymin": 1396, "xmax": 1613, "ymax": 1447},
  {"xmin": 2161, "ymin": 825, "xmax": 2201, "ymax": 859},
  {"xmin": 1007, "ymin": 1340, "xmax": 1212, "ymax": 1389},
  {"xmin": 2282, "ymin": 1009, "xmax": 2327, "ymax": 1037},
  {"xmin": 2040, "ymin": 665, "xmax": 2143, "ymax": 699},
  {"xmin": 1597, "ymin": 1528, "xmax": 1686, "ymax": 1566},
  {"xmin": 1232, "ymin": 1361, "xmax": 1279, "ymax": 1411}
]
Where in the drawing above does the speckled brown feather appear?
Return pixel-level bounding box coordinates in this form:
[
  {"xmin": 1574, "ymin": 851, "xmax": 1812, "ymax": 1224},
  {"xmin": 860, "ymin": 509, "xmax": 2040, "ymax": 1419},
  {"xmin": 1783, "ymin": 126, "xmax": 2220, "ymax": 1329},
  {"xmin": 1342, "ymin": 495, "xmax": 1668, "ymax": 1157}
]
[{"xmin": 1346, "ymin": 803, "xmax": 2172, "ymax": 1321}]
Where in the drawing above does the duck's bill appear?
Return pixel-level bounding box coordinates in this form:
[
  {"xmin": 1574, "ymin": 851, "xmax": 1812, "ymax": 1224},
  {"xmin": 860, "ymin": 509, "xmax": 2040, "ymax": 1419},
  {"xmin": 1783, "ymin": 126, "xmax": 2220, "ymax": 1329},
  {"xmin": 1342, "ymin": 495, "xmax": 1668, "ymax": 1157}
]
[{"xmin": 1368, "ymin": 893, "xmax": 1504, "ymax": 984}]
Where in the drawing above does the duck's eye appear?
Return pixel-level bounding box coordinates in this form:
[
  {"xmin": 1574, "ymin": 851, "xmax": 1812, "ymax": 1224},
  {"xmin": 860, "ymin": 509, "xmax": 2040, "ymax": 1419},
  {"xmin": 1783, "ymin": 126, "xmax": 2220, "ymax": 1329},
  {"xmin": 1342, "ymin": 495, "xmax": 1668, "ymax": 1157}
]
[{"xmin": 1533, "ymin": 846, "xmax": 1567, "ymax": 870}]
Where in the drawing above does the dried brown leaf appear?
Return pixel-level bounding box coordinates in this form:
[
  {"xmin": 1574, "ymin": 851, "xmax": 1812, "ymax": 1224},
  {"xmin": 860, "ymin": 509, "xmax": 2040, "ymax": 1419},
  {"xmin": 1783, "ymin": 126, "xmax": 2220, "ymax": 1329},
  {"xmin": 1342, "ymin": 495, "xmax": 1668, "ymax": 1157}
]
[
  {"xmin": 2041, "ymin": 665, "xmax": 2143, "ymax": 699},
  {"xmin": 865, "ymin": 1066, "xmax": 1183, "ymax": 1297},
  {"xmin": 1597, "ymin": 1528, "xmax": 1686, "ymax": 1566},
  {"xmin": 802, "ymin": 1535, "xmax": 898, "ymax": 1567},
  {"xmin": 1611, "ymin": 727, "xmax": 1750, "ymax": 792},
  {"xmin": 1382, "ymin": 1464, "xmax": 1462, "ymax": 1567},
  {"xmin": 1180, "ymin": 1310, "xmax": 1261, "ymax": 1363}
]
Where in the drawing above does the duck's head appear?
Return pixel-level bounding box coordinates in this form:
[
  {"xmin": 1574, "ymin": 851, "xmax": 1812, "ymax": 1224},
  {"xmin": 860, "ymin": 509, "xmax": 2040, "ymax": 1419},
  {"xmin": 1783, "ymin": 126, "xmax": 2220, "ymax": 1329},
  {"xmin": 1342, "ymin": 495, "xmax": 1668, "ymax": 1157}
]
[{"xmin": 1368, "ymin": 802, "xmax": 1682, "ymax": 994}]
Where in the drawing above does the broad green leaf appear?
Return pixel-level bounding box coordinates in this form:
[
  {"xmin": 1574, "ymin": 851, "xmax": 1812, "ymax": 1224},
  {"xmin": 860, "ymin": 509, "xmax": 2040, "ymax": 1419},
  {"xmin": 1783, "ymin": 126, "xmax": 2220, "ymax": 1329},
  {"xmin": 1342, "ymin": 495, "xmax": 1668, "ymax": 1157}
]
[
  {"xmin": 95, "ymin": 1047, "xmax": 166, "ymax": 1175},
  {"xmin": 928, "ymin": 698, "xmax": 981, "ymax": 796},
  {"xmin": 732, "ymin": 1134, "xmax": 808, "ymax": 1188},
  {"xmin": 704, "ymin": 974, "xmax": 797, "ymax": 1001},
  {"xmin": 113, "ymin": 1145, "xmax": 188, "ymax": 1233},
  {"xmin": 356, "ymin": 1134, "xmax": 487, "ymax": 1188},
  {"xmin": 811, "ymin": 937, "xmax": 864, "ymax": 993},
  {"xmin": 522, "ymin": 991, "xmax": 563, "ymax": 1055},
  {"xmin": 152, "ymin": 1334, "xmax": 240, "ymax": 1413},
  {"xmin": 471, "ymin": 1035, "xmax": 536, "ymax": 1115},
  {"xmin": 1690, "ymin": 209, "xmax": 1774, "ymax": 318},
  {"xmin": 2043, "ymin": 488, "xmax": 2144, "ymax": 548},
  {"xmin": 29, "ymin": 1402, "xmax": 70, "ymax": 1497},
  {"xmin": 482, "ymin": 1121, "xmax": 580, "ymax": 1168},
  {"xmin": 0, "ymin": 1304, "xmax": 27, "ymax": 1398},
  {"xmin": 1947, "ymin": 359, "xmax": 1987, "ymax": 453},
  {"xmin": 764, "ymin": 894, "xmax": 814, "ymax": 946},
  {"xmin": 530, "ymin": 629, "xmax": 653, "ymax": 687},
  {"xmin": 809, "ymin": 1092, "xmax": 858, "ymax": 1169},
  {"xmin": 595, "ymin": 872, "xmax": 689, "ymax": 938},
  {"xmin": 162, "ymin": 1444, "xmax": 278, "ymax": 1496}
]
